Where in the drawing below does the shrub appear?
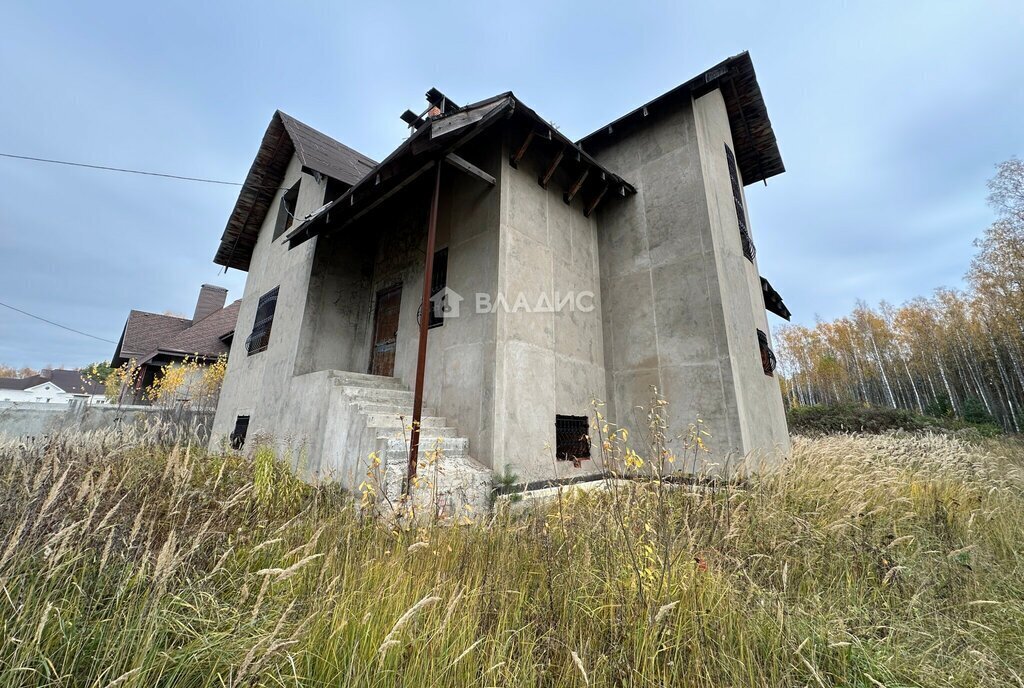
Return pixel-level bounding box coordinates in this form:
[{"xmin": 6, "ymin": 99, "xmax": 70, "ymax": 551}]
[
  {"xmin": 789, "ymin": 402, "xmax": 1006, "ymax": 437},
  {"xmin": 962, "ymin": 397, "xmax": 998, "ymax": 426},
  {"xmin": 787, "ymin": 403, "xmax": 932, "ymax": 434}
]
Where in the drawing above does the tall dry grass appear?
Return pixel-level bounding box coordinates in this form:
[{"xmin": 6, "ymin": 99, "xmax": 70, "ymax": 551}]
[{"xmin": 1, "ymin": 426, "xmax": 1022, "ymax": 687}]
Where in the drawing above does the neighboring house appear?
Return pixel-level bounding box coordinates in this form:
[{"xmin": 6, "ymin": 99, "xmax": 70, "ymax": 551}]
[
  {"xmin": 210, "ymin": 52, "xmax": 793, "ymax": 489},
  {"xmin": 0, "ymin": 369, "xmax": 106, "ymax": 404},
  {"xmin": 111, "ymin": 284, "xmax": 240, "ymax": 404}
]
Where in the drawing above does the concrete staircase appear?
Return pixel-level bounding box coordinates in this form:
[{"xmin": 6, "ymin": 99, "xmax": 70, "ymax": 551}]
[{"xmin": 328, "ymin": 371, "xmax": 490, "ymax": 516}]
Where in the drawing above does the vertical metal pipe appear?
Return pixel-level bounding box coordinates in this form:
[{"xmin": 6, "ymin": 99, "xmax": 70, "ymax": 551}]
[{"xmin": 406, "ymin": 161, "xmax": 442, "ymax": 493}]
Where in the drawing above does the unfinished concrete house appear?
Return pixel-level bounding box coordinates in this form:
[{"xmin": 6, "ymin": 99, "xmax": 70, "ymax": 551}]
[{"xmin": 210, "ymin": 52, "xmax": 792, "ymax": 494}]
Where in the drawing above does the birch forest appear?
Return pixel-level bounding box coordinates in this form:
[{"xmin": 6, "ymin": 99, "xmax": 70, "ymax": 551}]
[{"xmin": 776, "ymin": 158, "xmax": 1024, "ymax": 431}]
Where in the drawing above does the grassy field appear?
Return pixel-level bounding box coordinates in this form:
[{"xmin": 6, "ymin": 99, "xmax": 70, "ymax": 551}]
[{"xmin": 1, "ymin": 428, "xmax": 1023, "ymax": 687}]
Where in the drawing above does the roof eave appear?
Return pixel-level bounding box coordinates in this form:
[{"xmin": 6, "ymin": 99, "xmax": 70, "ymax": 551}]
[
  {"xmin": 577, "ymin": 52, "xmax": 784, "ymax": 186},
  {"xmin": 287, "ymin": 93, "xmax": 637, "ymax": 249}
]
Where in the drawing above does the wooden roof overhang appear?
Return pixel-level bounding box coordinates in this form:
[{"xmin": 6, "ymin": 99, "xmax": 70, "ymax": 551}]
[
  {"xmin": 577, "ymin": 52, "xmax": 784, "ymax": 186},
  {"xmin": 761, "ymin": 276, "xmax": 791, "ymax": 321},
  {"xmin": 286, "ymin": 94, "xmax": 636, "ymax": 249},
  {"xmin": 214, "ymin": 114, "xmax": 294, "ymax": 271}
]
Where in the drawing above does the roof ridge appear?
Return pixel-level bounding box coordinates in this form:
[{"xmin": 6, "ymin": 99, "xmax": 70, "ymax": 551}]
[
  {"xmin": 182, "ymin": 298, "xmax": 239, "ymax": 329},
  {"xmin": 277, "ymin": 110, "xmax": 377, "ymax": 165},
  {"xmin": 128, "ymin": 308, "xmax": 192, "ymax": 322}
]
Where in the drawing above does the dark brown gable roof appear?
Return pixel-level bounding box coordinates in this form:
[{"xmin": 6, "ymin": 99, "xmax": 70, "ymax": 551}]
[
  {"xmin": 112, "ymin": 301, "xmax": 241, "ymax": 368},
  {"xmin": 279, "ymin": 112, "xmax": 377, "ymax": 188},
  {"xmin": 112, "ymin": 311, "xmax": 192, "ymax": 366},
  {"xmin": 151, "ymin": 300, "xmax": 241, "ymax": 361},
  {"xmin": 577, "ymin": 52, "xmax": 784, "ymax": 186},
  {"xmin": 47, "ymin": 369, "xmax": 106, "ymax": 395},
  {"xmin": 0, "ymin": 376, "xmax": 36, "ymax": 390},
  {"xmin": 214, "ymin": 111, "xmax": 376, "ymax": 272}
]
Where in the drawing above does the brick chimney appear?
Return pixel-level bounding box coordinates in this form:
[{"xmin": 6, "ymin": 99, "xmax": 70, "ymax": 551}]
[{"xmin": 192, "ymin": 284, "xmax": 228, "ymax": 323}]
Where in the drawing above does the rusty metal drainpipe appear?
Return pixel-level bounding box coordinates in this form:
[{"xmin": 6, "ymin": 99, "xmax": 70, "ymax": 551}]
[{"xmin": 406, "ymin": 161, "xmax": 442, "ymax": 494}]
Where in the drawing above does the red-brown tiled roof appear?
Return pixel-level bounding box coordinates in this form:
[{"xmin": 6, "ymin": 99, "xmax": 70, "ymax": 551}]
[
  {"xmin": 112, "ymin": 301, "xmax": 240, "ymax": 366},
  {"xmin": 112, "ymin": 311, "xmax": 191, "ymax": 365},
  {"xmin": 153, "ymin": 300, "xmax": 241, "ymax": 359}
]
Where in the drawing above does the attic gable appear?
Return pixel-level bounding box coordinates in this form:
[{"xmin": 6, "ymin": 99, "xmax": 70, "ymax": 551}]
[{"xmin": 214, "ymin": 111, "xmax": 376, "ymax": 271}]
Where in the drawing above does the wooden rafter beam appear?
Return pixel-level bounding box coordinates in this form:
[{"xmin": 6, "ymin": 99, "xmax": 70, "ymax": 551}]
[
  {"xmin": 509, "ymin": 130, "xmax": 535, "ymax": 169},
  {"xmin": 584, "ymin": 184, "xmax": 609, "ymax": 218},
  {"xmin": 445, "ymin": 153, "xmax": 495, "ymax": 186},
  {"xmin": 563, "ymin": 169, "xmax": 589, "ymax": 205},
  {"xmin": 538, "ymin": 147, "xmax": 564, "ymax": 189},
  {"xmin": 329, "ymin": 160, "xmax": 437, "ymax": 234}
]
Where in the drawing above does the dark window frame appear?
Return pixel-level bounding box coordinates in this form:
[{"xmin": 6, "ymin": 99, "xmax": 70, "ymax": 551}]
[
  {"xmin": 724, "ymin": 144, "xmax": 756, "ymax": 262},
  {"xmin": 428, "ymin": 247, "xmax": 449, "ymax": 329},
  {"xmin": 230, "ymin": 415, "xmax": 250, "ymax": 450},
  {"xmin": 273, "ymin": 181, "xmax": 301, "ymax": 241},
  {"xmin": 555, "ymin": 414, "xmax": 591, "ymax": 465},
  {"xmin": 757, "ymin": 329, "xmax": 777, "ymax": 376},
  {"xmin": 245, "ymin": 287, "xmax": 279, "ymax": 356}
]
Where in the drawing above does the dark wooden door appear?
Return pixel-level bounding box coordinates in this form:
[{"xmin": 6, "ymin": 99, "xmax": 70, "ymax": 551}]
[{"xmin": 369, "ymin": 285, "xmax": 402, "ymax": 376}]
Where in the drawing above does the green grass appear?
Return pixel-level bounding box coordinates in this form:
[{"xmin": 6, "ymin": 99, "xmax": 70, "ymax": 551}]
[{"xmin": 1, "ymin": 429, "xmax": 1023, "ymax": 686}]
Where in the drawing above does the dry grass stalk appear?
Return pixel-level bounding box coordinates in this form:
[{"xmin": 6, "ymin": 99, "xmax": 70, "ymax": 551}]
[{"xmin": 378, "ymin": 595, "xmax": 441, "ymax": 654}]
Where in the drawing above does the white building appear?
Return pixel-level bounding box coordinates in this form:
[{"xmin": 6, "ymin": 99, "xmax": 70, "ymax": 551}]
[{"xmin": 0, "ymin": 369, "xmax": 107, "ymax": 404}]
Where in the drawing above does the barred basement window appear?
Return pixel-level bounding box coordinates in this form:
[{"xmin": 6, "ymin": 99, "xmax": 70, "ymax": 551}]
[
  {"xmin": 555, "ymin": 414, "xmax": 591, "ymax": 464},
  {"xmin": 757, "ymin": 329, "xmax": 777, "ymax": 376},
  {"xmin": 273, "ymin": 181, "xmax": 300, "ymax": 240},
  {"xmin": 725, "ymin": 144, "xmax": 755, "ymax": 262},
  {"xmin": 246, "ymin": 287, "xmax": 279, "ymax": 355},
  {"xmin": 230, "ymin": 415, "xmax": 250, "ymax": 450}
]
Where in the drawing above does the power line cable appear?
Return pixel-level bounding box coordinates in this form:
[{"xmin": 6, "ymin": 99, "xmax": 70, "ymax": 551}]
[
  {"xmin": 0, "ymin": 152, "xmax": 290, "ymax": 191},
  {"xmin": 0, "ymin": 152, "xmax": 243, "ymax": 186},
  {"xmin": 0, "ymin": 300, "xmax": 117, "ymax": 344}
]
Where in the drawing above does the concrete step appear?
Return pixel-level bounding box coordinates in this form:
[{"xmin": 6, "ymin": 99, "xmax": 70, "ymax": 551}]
[
  {"xmin": 350, "ymin": 400, "xmax": 437, "ymax": 417},
  {"xmin": 330, "ymin": 372, "xmax": 407, "ymax": 391},
  {"xmin": 329, "ymin": 370, "xmax": 407, "ymax": 387},
  {"xmin": 381, "ymin": 436, "xmax": 470, "ymax": 456},
  {"xmin": 375, "ymin": 426, "xmax": 462, "ymax": 440},
  {"xmin": 339, "ymin": 386, "xmax": 416, "ymax": 404},
  {"xmin": 366, "ymin": 413, "xmax": 448, "ymax": 430}
]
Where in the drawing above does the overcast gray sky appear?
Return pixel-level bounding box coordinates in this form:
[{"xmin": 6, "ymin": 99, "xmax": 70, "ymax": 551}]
[{"xmin": 1, "ymin": 1, "xmax": 1022, "ymax": 369}]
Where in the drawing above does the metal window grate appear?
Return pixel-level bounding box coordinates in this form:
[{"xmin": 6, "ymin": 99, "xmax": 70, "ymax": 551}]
[
  {"xmin": 725, "ymin": 144, "xmax": 756, "ymax": 262},
  {"xmin": 757, "ymin": 329, "xmax": 777, "ymax": 376},
  {"xmin": 230, "ymin": 415, "xmax": 250, "ymax": 450},
  {"xmin": 555, "ymin": 414, "xmax": 591, "ymax": 464},
  {"xmin": 246, "ymin": 287, "xmax": 279, "ymax": 355}
]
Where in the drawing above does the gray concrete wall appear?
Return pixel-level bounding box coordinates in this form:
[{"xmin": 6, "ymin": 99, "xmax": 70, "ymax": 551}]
[
  {"xmin": 0, "ymin": 401, "xmax": 214, "ymax": 441},
  {"xmin": 490, "ymin": 135, "xmax": 608, "ymax": 483},
  {"xmin": 590, "ymin": 97, "xmax": 742, "ymax": 468},
  {"xmin": 589, "ymin": 89, "xmax": 788, "ymax": 472},
  {"xmin": 211, "ymin": 155, "xmax": 330, "ymax": 465},
  {"xmin": 692, "ymin": 89, "xmax": 790, "ymax": 466},
  {"xmin": 296, "ymin": 232, "xmax": 375, "ymax": 376}
]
